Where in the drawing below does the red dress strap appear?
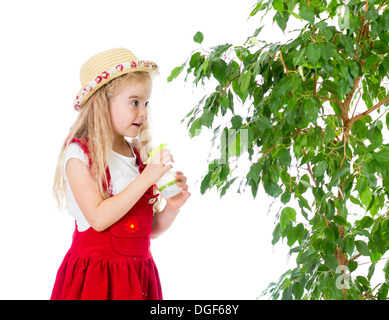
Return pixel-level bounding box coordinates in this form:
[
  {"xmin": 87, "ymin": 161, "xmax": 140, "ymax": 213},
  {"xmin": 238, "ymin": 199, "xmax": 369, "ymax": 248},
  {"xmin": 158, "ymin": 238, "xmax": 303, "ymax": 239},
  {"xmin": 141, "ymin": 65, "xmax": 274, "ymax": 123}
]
[
  {"xmin": 128, "ymin": 141, "xmax": 145, "ymax": 172},
  {"xmin": 68, "ymin": 137, "xmax": 92, "ymax": 167},
  {"xmin": 68, "ymin": 137, "xmax": 112, "ymax": 194}
]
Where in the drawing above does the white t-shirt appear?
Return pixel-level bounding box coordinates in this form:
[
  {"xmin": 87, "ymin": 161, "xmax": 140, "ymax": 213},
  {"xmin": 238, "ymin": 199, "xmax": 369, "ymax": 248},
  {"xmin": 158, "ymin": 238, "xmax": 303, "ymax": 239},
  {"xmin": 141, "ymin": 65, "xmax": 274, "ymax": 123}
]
[{"xmin": 63, "ymin": 142, "xmax": 140, "ymax": 231}]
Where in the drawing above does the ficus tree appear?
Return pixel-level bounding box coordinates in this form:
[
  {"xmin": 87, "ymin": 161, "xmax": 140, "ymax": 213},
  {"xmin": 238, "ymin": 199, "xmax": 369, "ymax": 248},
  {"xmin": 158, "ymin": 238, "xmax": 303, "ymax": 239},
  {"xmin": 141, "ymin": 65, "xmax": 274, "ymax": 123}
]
[{"xmin": 169, "ymin": 0, "xmax": 389, "ymax": 299}]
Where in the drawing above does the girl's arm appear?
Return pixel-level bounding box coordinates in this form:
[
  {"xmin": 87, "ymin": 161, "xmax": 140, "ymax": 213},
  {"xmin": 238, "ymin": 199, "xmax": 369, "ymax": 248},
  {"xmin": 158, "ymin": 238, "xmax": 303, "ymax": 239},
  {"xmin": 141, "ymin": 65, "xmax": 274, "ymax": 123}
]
[
  {"xmin": 151, "ymin": 171, "xmax": 191, "ymax": 239},
  {"xmin": 66, "ymin": 149, "xmax": 173, "ymax": 232},
  {"xmin": 150, "ymin": 204, "xmax": 180, "ymax": 239}
]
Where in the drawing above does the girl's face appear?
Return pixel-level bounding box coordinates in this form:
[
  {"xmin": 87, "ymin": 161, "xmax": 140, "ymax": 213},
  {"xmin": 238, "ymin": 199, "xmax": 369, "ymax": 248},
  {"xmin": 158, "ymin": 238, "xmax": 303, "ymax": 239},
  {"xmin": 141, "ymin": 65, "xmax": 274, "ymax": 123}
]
[{"xmin": 108, "ymin": 79, "xmax": 151, "ymax": 139}]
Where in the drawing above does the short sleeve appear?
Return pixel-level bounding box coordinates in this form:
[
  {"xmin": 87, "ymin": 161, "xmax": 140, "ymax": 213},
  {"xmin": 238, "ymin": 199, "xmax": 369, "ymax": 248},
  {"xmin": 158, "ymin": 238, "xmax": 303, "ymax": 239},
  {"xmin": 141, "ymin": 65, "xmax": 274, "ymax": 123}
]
[{"xmin": 63, "ymin": 142, "xmax": 90, "ymax": 181}]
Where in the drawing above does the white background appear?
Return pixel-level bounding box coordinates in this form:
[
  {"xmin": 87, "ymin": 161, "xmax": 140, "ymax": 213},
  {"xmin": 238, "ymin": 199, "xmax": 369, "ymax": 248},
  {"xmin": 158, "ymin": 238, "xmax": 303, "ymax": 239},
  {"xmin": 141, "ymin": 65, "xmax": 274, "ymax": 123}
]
[{"xmin": 0, "ymin": 0, "xmax": 384, "ymax": 300}]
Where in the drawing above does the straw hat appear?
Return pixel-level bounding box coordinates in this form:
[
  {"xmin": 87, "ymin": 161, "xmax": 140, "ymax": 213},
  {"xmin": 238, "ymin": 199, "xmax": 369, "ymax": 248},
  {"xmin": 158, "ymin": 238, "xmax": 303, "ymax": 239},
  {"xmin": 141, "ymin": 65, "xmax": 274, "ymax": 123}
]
[{"xmin": 73, "ymin": 48, "xmax": 159, "ymax": 111}]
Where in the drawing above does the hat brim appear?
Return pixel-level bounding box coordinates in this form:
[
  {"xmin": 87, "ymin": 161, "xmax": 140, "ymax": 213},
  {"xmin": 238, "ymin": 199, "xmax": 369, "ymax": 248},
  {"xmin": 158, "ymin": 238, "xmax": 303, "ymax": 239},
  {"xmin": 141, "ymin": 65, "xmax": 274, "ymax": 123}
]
[{"xmin": 74, "ymin": 59, "xmax": 159, "ymax": 111}]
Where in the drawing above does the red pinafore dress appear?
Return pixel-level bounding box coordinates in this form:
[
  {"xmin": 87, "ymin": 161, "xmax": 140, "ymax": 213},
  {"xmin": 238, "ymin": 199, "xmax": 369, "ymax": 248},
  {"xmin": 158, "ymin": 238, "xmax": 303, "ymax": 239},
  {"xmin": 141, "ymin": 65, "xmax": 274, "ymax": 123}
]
[{"xmin": 51, "ymin": 138, "xmax": 162, "ymax": 300}]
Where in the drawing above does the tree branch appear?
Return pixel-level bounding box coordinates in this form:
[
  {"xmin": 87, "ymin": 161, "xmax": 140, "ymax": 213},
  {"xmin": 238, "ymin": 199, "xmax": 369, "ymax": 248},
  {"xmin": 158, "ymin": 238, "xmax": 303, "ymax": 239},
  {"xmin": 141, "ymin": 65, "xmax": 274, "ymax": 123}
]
[
  {"xmin": 279, "ymin": 51, "xmax": 289, "ymax": 76},
  {"xmin": 314, "ymin": 73, "xmax": 317, "ymax": 97},
  {"xmin": 344, "ymin": 76, "xmax": 361, "ymax": 110},
  {"xmin": 318, "ymin": 96, "xmax": 339, "ymax": 103},
  {"xmin": 302, "ymin": 148, "xmax": 318, "ymax": 188},
  {"xmin": 349, "ymin": 95, "xmax": 389, "ymax": 125},
  {"xmin": 279, "ymin": 51, "xmax": 293, "ymax": 98},
  {"xmin": 350, "ymin": 85, "xmax": 362, "ymax": 119},
  {"xmin": 357, "ymin": 0, "xmax": 369, "ymax": 44},
  {"xmin": 351, "ymin": 253, "xmax": 361, "ymax": 261}
]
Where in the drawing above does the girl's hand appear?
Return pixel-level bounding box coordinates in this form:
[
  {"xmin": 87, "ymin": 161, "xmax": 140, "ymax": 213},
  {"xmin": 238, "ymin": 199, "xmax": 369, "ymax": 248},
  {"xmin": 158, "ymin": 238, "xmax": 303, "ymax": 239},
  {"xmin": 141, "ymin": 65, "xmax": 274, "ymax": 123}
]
[
  {"xmin": 165, "ymin": 171, "xmax": 191, "ymax": 211},
  {"xmin": 142, "ymin": 149, "xmax": 174, "ymax": 185}
]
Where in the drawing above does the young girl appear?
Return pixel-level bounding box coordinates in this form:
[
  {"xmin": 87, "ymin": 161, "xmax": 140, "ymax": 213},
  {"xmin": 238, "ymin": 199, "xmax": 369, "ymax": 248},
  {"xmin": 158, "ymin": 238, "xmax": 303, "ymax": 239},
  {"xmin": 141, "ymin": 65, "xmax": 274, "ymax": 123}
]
[{"xmin": 51, "ymin": 48, "xmax": 191, "ymax": 300}]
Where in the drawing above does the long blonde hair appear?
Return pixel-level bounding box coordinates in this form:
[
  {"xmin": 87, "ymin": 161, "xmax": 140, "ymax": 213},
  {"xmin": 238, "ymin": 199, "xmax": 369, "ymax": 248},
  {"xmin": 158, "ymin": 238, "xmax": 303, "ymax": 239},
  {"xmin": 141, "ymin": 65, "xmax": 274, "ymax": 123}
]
[{"xmin": 53, "ymin": 71, "xmax": 161, "ymax": 214}]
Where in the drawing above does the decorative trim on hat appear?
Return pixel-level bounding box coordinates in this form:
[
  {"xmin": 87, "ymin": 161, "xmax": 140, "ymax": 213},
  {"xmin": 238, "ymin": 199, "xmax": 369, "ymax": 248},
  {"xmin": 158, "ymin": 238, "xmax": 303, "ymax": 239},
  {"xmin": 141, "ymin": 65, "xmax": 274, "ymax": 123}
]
[{"xmin": 73, "ymin": 59, "xmax": 159, "ymax": 111}]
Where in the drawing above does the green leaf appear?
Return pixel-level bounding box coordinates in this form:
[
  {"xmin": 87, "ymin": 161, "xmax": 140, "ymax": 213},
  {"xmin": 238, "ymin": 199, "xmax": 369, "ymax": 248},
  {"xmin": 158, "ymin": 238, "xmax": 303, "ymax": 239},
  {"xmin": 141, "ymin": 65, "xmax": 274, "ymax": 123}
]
[
  {"xmin": 378, "ymin": 283, "xmax": 389, "ymax": 300},
  {"xmin": 272, "ymin": 0, "xmax": 284, "ymax": 12},
  {"xmin": 325, "ymin": 226, "xmax": 337, "ymax": 241},
  {"xmin": 306, "ymin": 43, "xmax": 321, "ymax": 65},
  {"xmin": 249, "ymin": 178, "xmax": 259, "ymax": 198},
  {"xmin": 359, "ymin": 216, "xmax": 374, "ymax": 229},
  {"xmin": 322, "ymin": 80, "xmax": 338, "ymax": 96},
  {"xmin": 200, "ymin": 171, "xmax": 212, "ymax": 194},
  {"xmin": 292, "ymin": 282, "xmax": 304, "ymax": 300},
  {"xmin": 276, "ymin": 148, "xmax": 292, "ymax": 167},
  {"xmin": 355, "ymin": 240, "xmax": 370, "ymax": 256},
  {"xmin": 348, "ymin": 60, "xmax": 361, "ymax": 79},
  {"xmin": 211, "ymin": 58, "xmax": 228, "ymax": 84},
  {"xmin": 324, "ymin": 125, "xmax": 336, "ymax": 141},
  {"xmin": 356, "ymin": 276, "xmax": 370, "ymax": 293},
  {"xmin": 231, "ymin": 115, "xmax": 243, "ymax": 129},
  {"xmin": 249, "ymin": 0, "xmax": 264, "ymax": 18},
  {"xmin": 167, "ymin": 63, "xmax": 186, "ymax": 82},
  {"xmin": 348, "ymin": 260, "xmax": 358, "ymax": 272},
  {"xmin": 189, "ymin": 52, "xmax": 201, "ymax": 68},
  {"xmin": 248, "ymin": 162, "xmax": 262, "ymax": 184},
  {"xmin": 325, "ymin": 200, "xmax": 335, "ymax": 220},
  {"xmin": 200, "ymin": 108, "xmax": 214, "ymax": 128},
  {"xmin": 194, "ymin": 31, "xmax": 204, "ymax": 44},
  {"xmin": 366, "ymin": 8, "xmax": 379, "ymax": 21},
  {"xmin": 327, "ymin": 167, "xmax": 349, "ymax": 188},
  {"xmin": 328, "ymin": 277, "xmax": 346, "ymax": 299},
  {"xmin": 189, "ymin": 118, "xmax": 202, "ymax": 138},
  {"xmin": 274, "ymin": 11, "xmax": 288, "ymax": 32},
  {"xmin": 360, "ymin": 186, "xmax": 372, "ymax": 209},
  {"xmin": 364, "ymin": 54, "xmax": 378, "ymax": 71},
  {"xmin": 280, "ymin": 207, "xmax": 296, "ymax": 231},
  {"xmin": 321, "ymin": 238, "xmax": 336, "ymax": 254},
  {"xmin": 272, "ymin": 75, "xmax": 295, "ymax": 99},
  {"xmin": 372, "ymin": 150, "xmax": 389, "ymax": 163},
  {"xmin": 240, "ymin": 70, "xmax": 252, "ymax": 98},
  {"xmin": 293, "ymin": 48, "xmax": 306, "ymax": 67},
  {"xmin": 372, "ymin": 223, "xmax": 386, "ymax": 254},
  {"xmin": 281, "ymin": 287, "xmax": 293, "ymax": 300},
  {"xmin": 299, "ymin": 4, "xmax": 315, "ymax": 24},
  {"xmin": 383, "ymin": 56, "xmax": 389, "ymax": 74},
  {"xmin": 264, "ymin": 181, "xmax": 283, "ymax": 197},
  {"xmin": 384, "ymin": 260, "xmax": 389, "ymax": 281},
  {"xmin": 368, "ymin": 262, "xmax": 376, "ymax": 281},
  {"xmin": 333, "ymin": 215, "xmax": 348, "ymax": 226},
  {"xmin": 337, "ymin": 78, "xmax": 351, "ymax": 98},
  {"xmin": 297, "ymin": 249, "xmax": 316, "ymax": 265},
  {"xmin": 372, "ymin": 40, "xmax": 389, "ymax": 54},
  {"xmin": 313, "ymin": 161, "xmax": 328, "ymax": 178},
  {"xmin": 219, "ymin": 94, "xmax": 229, "ymax": 111},
  {"xmin": 320, "ymin": 42, "xmax": 334, "ymax": 61},
  {"xmin": 339, "ymin": 35, "xmax": 354, "ymax": 57},
  {"xmin": 256, "ymin": 114, "xmax": 272, "ymax": 129},
  {"xmin": 324, "ymin": 254, "xmax": 338, "ymax": 271},
  {"xmin": 272, "ymin": 223, "xmax": 282, "ymax": 245},
  {"xmin": 281, "ymin": 191, "xmax": 291, "ymax": 204},
  {"xmin": 268, "ymin": 166, "xmax": 280, "ymax": 184},
  {"xmin": 344, "ymin": 236, "xmax": 355, "ymax": 256},
  {"xmin": 321, "ymin": 25, "xmax": 335, "ymax": 41}
]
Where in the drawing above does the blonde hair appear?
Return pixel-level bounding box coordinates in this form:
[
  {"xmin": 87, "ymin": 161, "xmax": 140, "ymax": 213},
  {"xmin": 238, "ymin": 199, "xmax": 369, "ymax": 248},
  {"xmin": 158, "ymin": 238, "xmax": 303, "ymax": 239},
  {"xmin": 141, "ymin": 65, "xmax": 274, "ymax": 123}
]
[{"xmin": 53, "ymin": 71, "xmax": 161, "ymax": 214}]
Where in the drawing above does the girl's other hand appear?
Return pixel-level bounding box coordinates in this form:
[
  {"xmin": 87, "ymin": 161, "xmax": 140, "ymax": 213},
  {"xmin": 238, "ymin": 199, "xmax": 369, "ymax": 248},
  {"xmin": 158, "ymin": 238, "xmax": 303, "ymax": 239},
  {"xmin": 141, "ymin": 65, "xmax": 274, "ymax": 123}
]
[{"xmin": 165, "ymin": 171, "xmax": 191, "ymax": 211}]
